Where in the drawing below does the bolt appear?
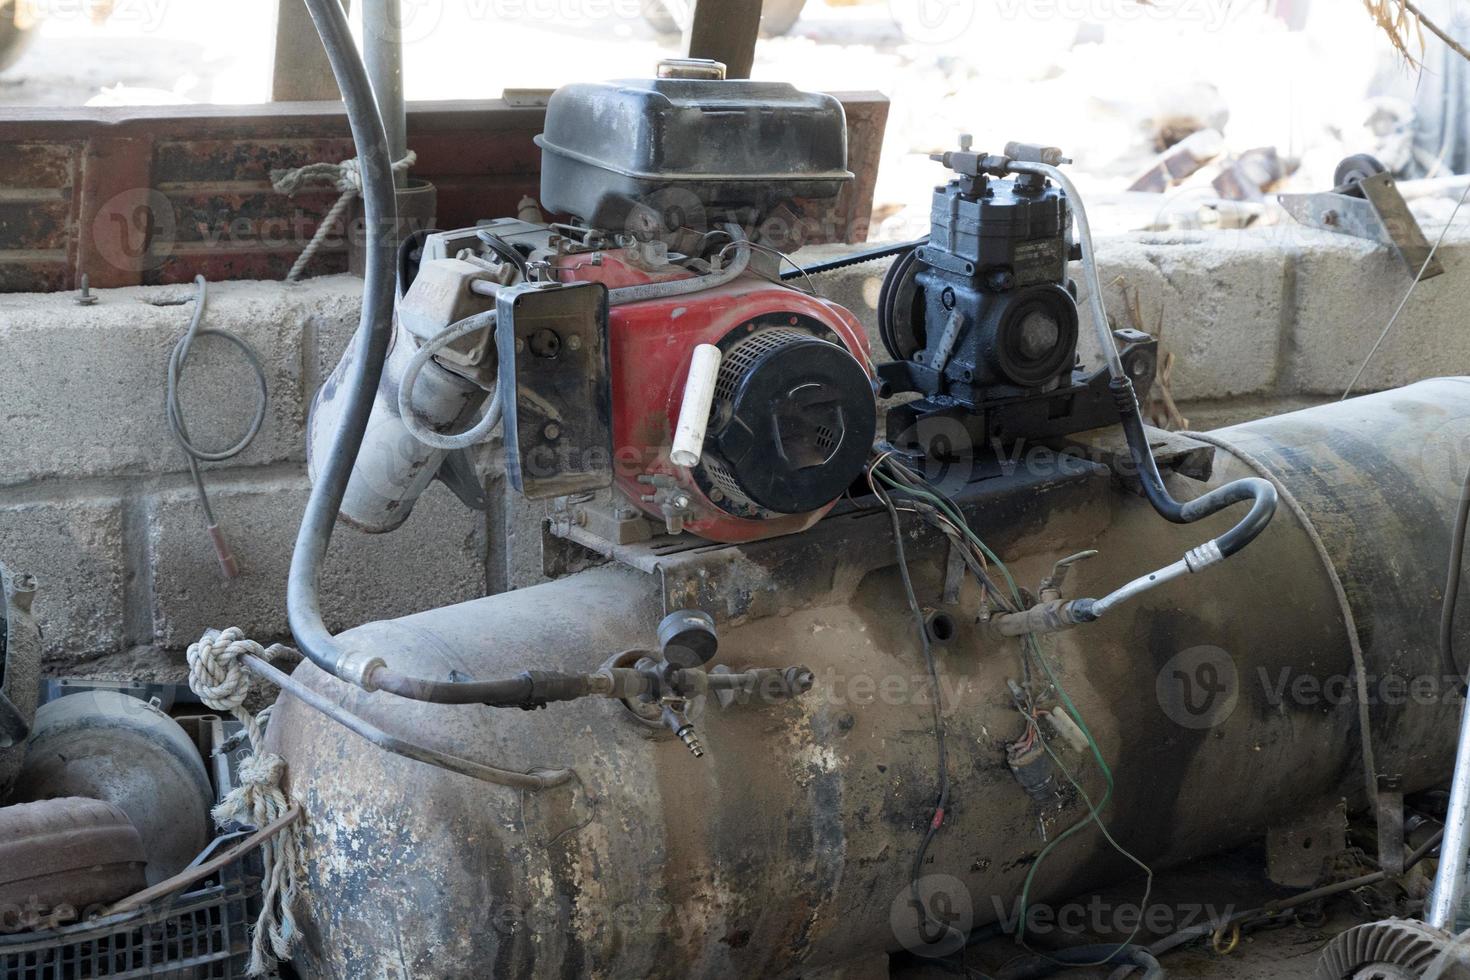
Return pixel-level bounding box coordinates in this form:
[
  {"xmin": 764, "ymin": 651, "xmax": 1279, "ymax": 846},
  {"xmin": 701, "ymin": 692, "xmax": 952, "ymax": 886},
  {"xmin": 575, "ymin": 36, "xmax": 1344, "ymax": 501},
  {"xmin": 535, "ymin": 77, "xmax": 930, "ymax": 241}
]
[
  {"xmin": 672, "ymin": 494, "xmax": 690, "ymax": 509},
  {"xmin": 566, "ymin": 335, "xmax": 582, "ymax": 351},
  {"xmin": 75, "ymin": 274, "xmax": 97, "ymax": 306},
  {"xmin": 959, "ymin": 133, "xmax": 973, "ymax": 152},
  {"xmin": 543, "ymin": 422, "xmax": 561, "ymax": 440}
]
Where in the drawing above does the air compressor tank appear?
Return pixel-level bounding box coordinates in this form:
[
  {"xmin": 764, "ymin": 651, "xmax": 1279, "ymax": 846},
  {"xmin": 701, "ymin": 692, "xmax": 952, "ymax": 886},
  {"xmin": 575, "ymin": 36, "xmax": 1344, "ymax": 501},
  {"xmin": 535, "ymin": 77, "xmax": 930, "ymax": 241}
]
[{"xmin": 267, "ymin": 378, "xmax": 1470, "ymax": 979}]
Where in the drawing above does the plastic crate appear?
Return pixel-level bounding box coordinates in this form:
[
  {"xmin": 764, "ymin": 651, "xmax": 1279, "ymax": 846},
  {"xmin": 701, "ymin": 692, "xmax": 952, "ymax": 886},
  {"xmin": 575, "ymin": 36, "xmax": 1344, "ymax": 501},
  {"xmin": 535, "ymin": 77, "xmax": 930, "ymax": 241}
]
[
  {"xmin": 1, "ymin": 703, "xmax": 263, "ymax": 980},
  {"xmin": 0, "ymin": 831, "xmax": 260, "ymax": 980}
]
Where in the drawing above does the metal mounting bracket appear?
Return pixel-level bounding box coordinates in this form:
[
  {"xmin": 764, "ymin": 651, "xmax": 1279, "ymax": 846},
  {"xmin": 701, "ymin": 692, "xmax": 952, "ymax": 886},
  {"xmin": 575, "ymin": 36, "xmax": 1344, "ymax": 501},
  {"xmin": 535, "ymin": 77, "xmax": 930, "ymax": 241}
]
[{"xmin": 1278, "ymin": 171, "xmax": 1444, "ymax": 280}]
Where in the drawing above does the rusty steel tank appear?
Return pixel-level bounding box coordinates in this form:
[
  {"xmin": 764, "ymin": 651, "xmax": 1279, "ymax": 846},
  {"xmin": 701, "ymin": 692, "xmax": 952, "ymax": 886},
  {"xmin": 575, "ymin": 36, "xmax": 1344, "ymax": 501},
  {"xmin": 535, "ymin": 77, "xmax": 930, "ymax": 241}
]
[{"xmin": 268, "ymin": 378, "xmax": 1470, "ymax": 979}]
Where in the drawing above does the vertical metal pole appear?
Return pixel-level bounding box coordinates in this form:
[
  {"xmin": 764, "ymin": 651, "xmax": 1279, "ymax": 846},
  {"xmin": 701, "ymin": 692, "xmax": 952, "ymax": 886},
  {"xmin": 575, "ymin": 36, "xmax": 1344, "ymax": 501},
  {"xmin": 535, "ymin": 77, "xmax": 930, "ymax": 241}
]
[
  {"xmin": 273, "ymin": 0, "xmax": 348, "ymax": 101},
  {"xmin": 361, "ymin": 0, "xmax": 407, "ymax": 187},
  {"xmin": 686, "ymin": 0, "xmax": 761, "ymax": 80},
  {"xmin": 1428, "ymin": 694, "xmax": 1470, "ymax": 929}
]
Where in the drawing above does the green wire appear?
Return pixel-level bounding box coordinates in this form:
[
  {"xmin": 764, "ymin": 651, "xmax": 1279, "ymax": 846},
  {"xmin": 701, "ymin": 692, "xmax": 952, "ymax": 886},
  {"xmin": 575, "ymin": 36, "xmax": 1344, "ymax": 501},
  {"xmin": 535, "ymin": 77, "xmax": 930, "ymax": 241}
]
[{"xmin": 874, "ymin": 460, "xmax": 1155, "ymax": 959}]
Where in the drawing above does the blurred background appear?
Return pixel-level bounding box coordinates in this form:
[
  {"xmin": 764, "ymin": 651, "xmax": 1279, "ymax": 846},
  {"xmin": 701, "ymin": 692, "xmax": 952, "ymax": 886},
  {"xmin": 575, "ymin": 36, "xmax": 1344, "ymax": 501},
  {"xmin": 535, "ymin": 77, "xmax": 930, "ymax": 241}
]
[{"xmin": 0, "ymin": 0, "xmax": 1464, "ymax": 237}]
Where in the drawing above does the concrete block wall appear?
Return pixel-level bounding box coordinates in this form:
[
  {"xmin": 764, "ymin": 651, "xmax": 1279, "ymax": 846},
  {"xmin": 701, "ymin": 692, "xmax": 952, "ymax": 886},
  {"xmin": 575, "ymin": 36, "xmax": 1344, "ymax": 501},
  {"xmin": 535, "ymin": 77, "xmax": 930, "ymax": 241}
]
[
  {"xmin": 0, "ymin": 277, "xmax": 493, "ymax": 684},
  {"xmin": 4, "ymin": 223, "xmax": 1467, "ymax": 684}
]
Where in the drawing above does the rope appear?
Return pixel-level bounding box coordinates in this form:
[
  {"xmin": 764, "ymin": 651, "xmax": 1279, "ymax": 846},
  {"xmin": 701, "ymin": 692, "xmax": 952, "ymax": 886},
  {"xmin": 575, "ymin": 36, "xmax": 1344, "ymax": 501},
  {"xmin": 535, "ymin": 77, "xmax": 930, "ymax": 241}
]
[
  {"xmin": 270, "ymin": 151, "xmax": 416, "ymax": 282},
  {"xmin": 186, "ymin": 627, "xmax": 304, "ymax": 977}
]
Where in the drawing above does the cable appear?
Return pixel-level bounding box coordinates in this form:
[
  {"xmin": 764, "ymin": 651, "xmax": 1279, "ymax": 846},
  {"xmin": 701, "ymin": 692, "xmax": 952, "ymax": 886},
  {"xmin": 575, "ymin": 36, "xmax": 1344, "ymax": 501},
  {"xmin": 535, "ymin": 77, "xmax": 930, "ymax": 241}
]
[
  {"xmin": 870, "ymin": 458, "xmax": 963, "ymax": 952},
  {"xmin": 397, "ymin": 311, "xmax": 505, "ymax": 451},
  {"xmin": 997, "ymin": 161, "xmax": 1277, "ymax": 624},
  {"xmin": 1105, "ymin": 827, "xmax": 1446, "ymax": 978},
  {"xmin": 165, "ymin": 275, "xmax": 268, "ymax": 579},
  {"xmin": 1341, "ymin": 178, "xmax": 1470, "ymax": 401},
  {"xmin": 1441, "ymin": 461, "xmax": 1470, "ymax": 686},
  {"xmin": 870, "ymin": 457, "xmax": 1154, "ymax": 964},
  {"xmin": 287, "ymin": 0, "xmax": 415, "ymax": 689}
]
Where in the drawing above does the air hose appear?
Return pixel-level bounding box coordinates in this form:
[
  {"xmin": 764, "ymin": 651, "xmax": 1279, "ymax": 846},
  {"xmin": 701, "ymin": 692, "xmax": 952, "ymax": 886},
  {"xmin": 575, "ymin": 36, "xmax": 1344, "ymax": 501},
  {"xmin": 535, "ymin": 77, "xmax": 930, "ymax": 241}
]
[
  {"xmin": 994, "ymin": 161, "xmax": 1277, "ymax": 632},
  {"xmin": 289, "ymin": 0, "xmax": 755, "ymax": 707}
]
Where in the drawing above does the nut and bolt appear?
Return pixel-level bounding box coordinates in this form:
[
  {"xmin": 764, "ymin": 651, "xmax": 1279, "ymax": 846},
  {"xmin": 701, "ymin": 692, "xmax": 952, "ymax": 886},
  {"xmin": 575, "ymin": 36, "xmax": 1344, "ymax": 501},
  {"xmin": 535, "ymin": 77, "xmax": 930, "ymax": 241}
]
[{"xmin": 75, "ymin": 274, "xmax": 97, "ymax": 306}]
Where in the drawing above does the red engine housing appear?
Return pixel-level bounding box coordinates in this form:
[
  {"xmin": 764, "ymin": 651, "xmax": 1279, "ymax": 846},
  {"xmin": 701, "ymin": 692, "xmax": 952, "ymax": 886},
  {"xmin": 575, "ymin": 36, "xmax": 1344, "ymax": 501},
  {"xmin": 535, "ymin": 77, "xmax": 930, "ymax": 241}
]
[{"xmin": 558, "ymin": 251, "xmax": 873, "ymax": 543}]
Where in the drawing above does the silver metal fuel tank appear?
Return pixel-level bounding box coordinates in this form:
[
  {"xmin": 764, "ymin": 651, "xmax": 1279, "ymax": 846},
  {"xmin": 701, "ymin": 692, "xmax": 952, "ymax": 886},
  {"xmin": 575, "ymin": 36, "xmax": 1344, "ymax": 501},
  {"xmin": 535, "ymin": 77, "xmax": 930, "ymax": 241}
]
[{"xmin": 268, "ymin": 378, "xmax": 1470, "ymax": 979}]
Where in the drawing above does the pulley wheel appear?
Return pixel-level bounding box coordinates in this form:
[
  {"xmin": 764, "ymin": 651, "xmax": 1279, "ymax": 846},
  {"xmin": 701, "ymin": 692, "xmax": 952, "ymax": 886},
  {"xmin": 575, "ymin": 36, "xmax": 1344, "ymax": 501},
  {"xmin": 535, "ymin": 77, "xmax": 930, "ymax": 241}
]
[
  {"xmin": 877, "ymin": 244, "xmax": 926, "ymax": 361},
  {"xmin": 1316, "ymin": 918, "xmax": 1470, "ymax": 979}
]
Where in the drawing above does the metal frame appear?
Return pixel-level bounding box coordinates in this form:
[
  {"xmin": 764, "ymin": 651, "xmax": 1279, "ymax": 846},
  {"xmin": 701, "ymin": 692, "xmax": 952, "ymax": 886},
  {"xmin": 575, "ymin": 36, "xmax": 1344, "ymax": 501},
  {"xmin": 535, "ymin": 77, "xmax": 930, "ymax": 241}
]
[{"xmin": 0, "ymin": 94, "xmax": 886, "ymax": 292}]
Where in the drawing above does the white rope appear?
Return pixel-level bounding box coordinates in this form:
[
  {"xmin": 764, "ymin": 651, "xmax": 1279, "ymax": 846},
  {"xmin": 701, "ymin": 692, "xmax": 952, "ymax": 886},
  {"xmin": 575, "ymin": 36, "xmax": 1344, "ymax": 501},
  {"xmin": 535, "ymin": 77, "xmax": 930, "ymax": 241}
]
[
  {"xmin": 270, "ymin": 151, "xmax": 417, "ymax": 282},
  {"xmin": 186, "ymin": 627, "xmax": 304, "ymax": 977}
]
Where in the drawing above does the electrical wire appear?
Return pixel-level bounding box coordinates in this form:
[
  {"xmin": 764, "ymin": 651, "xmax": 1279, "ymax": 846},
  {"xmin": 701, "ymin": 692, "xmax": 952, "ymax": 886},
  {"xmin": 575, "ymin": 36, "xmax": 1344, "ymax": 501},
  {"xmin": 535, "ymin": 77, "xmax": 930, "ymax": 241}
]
[
  {"xmin": 1442, "ymin": 459, "xmax": 1470, "ymax": 686},
  {"xmin": 869, "ymin": 456, "xmax": 1155, "ymax": 967},
  {"xmin": 869, "ymin": 456, "xmax": 963, "ymax": 952},
  {"xmin": 1105, "ymin": 826, "xmax": 1446, "ymax": 979},
  {"xmin": 1341, "ymin": 178, "xmax": 1470, "ymax": 400},
  {"xmin": 165, "ymin": 275, "xmax": 269, "ymax": 578}
]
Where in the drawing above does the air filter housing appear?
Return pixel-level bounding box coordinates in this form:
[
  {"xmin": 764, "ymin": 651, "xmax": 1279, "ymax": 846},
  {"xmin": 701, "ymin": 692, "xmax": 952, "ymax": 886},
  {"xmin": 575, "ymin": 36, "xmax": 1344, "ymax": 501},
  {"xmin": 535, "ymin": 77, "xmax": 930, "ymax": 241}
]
[{"xmin": 699, "ymin": 322, "xmax": 875, "ymax": 517}]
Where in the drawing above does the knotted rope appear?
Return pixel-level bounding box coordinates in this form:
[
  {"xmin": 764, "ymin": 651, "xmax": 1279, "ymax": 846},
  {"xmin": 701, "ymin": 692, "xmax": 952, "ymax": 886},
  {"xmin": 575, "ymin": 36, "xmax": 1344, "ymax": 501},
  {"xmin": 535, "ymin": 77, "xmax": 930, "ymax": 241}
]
[
  {"xmin": 187, "ymin": 627, "xmax": 304, "ymax": 976},
  {"xmin": 270, "ymin": 151, "xmax": 416, "ymax": 282}
]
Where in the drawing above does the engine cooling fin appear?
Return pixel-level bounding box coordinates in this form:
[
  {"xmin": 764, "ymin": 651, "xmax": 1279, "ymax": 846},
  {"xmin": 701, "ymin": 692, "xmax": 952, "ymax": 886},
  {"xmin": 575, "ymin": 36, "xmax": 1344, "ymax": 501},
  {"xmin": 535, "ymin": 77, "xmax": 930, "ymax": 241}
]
[{"xmin": 1316, "ymin": 918, "xmax": 1470, "ymax": 979}]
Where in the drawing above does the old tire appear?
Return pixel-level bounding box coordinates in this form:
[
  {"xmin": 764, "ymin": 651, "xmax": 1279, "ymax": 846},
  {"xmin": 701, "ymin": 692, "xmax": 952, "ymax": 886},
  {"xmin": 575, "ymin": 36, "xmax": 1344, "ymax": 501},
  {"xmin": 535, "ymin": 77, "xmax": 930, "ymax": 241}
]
[{"xmin": 0, "ymin": 797, "xmax": 147, "ymax": 928}]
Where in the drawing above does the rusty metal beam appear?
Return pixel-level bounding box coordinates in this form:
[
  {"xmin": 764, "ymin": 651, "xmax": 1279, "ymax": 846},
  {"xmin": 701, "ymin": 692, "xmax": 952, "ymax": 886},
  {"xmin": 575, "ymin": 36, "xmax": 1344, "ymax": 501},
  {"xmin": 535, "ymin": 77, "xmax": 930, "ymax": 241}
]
[
  {"xmin": 0, "ymin": 92, "xmax": 887, "ymax": 292},
  {"xmin": 687, "ymin": 0, "xmax": 762, "ymax": 79}
]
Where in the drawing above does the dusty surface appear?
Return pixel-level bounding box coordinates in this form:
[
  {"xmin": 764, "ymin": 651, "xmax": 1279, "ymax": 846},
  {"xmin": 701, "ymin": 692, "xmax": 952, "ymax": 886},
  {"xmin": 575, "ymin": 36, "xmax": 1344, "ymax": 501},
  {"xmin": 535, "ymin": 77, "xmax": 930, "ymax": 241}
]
[{"xmin": 891, "ymin": 841, "xmax": 1419, "ymax": 979}]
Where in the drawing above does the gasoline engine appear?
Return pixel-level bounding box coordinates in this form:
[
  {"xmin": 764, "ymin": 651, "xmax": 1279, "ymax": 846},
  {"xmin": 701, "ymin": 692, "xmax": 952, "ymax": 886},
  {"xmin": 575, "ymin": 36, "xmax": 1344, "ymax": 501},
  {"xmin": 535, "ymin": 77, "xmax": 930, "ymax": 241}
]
[
  {"xmin": 311, "ymin": 69, "xmax": 1159, "ymax": 548},
  {"xmin": 278, "ymin": 31, "xmax": 1467, "ymax": 979}
]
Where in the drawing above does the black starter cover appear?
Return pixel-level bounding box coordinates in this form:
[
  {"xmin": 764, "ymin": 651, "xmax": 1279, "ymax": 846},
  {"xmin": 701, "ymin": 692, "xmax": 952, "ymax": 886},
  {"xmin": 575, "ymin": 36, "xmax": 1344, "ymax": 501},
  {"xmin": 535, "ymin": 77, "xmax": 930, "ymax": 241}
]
[{"xmin": 705, "ymin": 326, "xmax": 876, "ymax": 516}]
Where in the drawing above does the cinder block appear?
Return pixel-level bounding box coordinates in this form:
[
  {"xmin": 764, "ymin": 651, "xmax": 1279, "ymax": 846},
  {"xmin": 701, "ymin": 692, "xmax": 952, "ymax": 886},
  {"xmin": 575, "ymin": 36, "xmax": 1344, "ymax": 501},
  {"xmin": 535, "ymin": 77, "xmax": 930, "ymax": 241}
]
[
  {"xmin": 795, "ymin": 234, "xmax": 1288, "ymax": 401},
  {"xmin": 0, "ymin": 496, "xmax": 126, "ymax": 666},
  {"xmin": 1076, "ymin": 231, "xmax": 1287, "ymax": 400},
  {"xmin": 1286, "ymin": 231, "xmax": 1470, "ymax": 396},
  {"xmin": 0, "ymin": 276, "xmax": 362, "ymax": 486},
  {"xmin": 145, "ymin": 476, "xmax": 487, "ymax": 650}
]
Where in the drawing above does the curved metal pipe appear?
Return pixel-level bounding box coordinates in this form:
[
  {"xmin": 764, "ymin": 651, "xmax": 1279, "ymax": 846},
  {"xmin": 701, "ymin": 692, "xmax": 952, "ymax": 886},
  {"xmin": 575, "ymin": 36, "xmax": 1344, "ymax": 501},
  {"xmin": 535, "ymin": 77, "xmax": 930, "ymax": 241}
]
[
  {"xmin": 287, "ymin": 0, "xmax": 400, "ymax": 688},
  {"xmin": 1005, "ymin": 159, "xmax": 1278, "ymax": 615}
]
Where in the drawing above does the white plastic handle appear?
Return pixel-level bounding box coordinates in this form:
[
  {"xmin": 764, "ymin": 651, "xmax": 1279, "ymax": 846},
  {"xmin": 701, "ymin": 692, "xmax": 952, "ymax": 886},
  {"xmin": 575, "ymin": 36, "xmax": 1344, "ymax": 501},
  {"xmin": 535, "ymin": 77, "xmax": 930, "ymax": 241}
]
[{"xmin": 670, "ymin": 344, "xmax": 722, "ymax": 469}]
